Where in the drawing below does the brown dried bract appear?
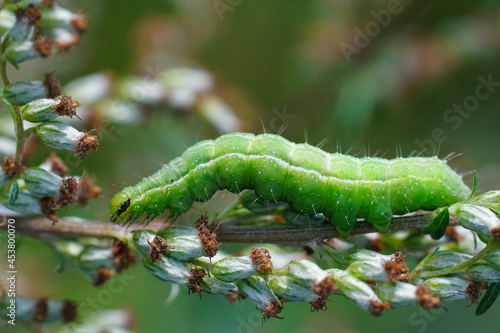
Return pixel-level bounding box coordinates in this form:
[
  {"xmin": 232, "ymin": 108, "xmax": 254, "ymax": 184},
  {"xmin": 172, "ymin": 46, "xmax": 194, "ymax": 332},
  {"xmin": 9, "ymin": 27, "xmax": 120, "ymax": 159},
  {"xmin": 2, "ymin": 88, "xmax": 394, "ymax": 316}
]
[
  {"xmin": 43, "ymin": 74, "xmax": 61, "ymax": 99},
  {"xmin": 33, "ymin": 297, "xmax": 48, "ymax": 322},
  {"xmin": 112, "ymin": 238, "xmax": 137, "ymax": 271},
  {"xmin": 385, "ymin": 250, "xmax": 410, "ymax": 283},
  {"xmin": 33, "ymin": 37, "xmax": 53, "ymax": 57},
  {"xmin": 16, "ymin": 5, "xmax": 42, "ymax": 25},
  {"xmin": 226, "ymin": 293, "xmax": 242, "ymax": 303},
  {"xmin": 392, "ymin": 250, "xmax": 410, "ymax": 264},
  {"xmin": 188, "ymin": 268, "xmax": 206, "ymax": 298},
  {"xmin": 310, "ymin": 297, "xmax": 327, "ymax": 312},
  {"xmin": 369, "ymin": 300, "xmax": 391, "ymax": 317},
  {"xmin": 197, "ymin": 216, "xmax": 220, "ymax": 258},
  {"xmin": 147, "ymin": 236, "xmax": 170, "ymax": 263},
  {"xmin": 93, "ymin": 268, "xmax": 112, "ymax": 287},
  {"xmin": 71, "ymin": 15, "xmax": 87, "ymax": 34},
  {"xmin": 46, "ymin": 153, "xmax": 67, "ymax": 177},
  {"xmin": 39, "ymin": 195, "xmax": 58, "ymax": 223},
  {"xmin": 416, "ymin": 284, "xmax": 441, "ymax": 310},
  {"xmin": 491, "ymin": 227, "xmax": 500, "ymax": 240},
  {"xmin": 367, "ymin": 234, "xmax": 384, "ymax": 253},
  {"xmin": 61, "ymin": 300, "xmax": 78, "ymax": 323},
  {"xmin": 55, "ymin": 94, "xmax": 80, "ymax": 118},
  {"xmin": 466, "ymin": 282, "xmax": 487, "ymax": 306},
  {"xmin": 75, "ymin": 132, "xmax": 99, "ymax": 160},
  {"xmin": 194, "ymin": 214, "xmax": 209, "ymax": 227},
  {"xmin": 261, "ymin": 299, "xmax": 283, "ymax": 321},
  {"xmin": 77, "ymin": 177, "xmax": 101, "ymax": 206},
  {"xmin": 58, "ymin": 177, "xmax": 79, "ymax": 207},
  {"xmin": 445, "ymin": 227, "xmax": 464, "ymax": 243},
  {"xmin": 55, "ymin": 36, "xmax": 80, "ymax": 53},
  {"xmin": 312, "ymin": 277, "xmax": 337, "ymax": 299},
  {"xmin": 250, "ymin": 248, "xmax": 273, "ymax": 274},
  {"xmin": 2, "ymin": 156, "xmax": 25, "ymax": 177}
]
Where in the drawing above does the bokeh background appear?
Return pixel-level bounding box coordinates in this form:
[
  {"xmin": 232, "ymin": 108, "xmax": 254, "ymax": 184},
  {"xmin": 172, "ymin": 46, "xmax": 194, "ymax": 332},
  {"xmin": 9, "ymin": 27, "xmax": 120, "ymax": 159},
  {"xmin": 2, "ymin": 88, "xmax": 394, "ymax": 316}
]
[{"xmin": 4, "ymin": 0, "xmax": 500, "ymax": 332}]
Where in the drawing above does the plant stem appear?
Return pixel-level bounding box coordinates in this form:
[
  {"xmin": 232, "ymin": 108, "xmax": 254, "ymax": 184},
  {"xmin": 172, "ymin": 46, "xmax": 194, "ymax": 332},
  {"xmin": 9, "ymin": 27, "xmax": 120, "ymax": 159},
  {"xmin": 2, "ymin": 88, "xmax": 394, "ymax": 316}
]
[
  {"xmin": 1, "ymin": 213, "xmax": 454, "ymax": 244},
  {"xmin": 1, "ymin": 61, "xmax": 25, "ymax": 164},
  {"xmin": 410, "ymin": 238, "xmax": 500, "ymax": 280}
]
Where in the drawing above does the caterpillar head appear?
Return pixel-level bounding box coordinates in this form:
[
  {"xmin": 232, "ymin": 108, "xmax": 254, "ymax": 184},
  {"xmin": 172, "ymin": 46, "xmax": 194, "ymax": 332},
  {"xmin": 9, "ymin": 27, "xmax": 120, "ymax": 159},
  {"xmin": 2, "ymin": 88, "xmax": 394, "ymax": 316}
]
[{"xmin": 110, "ymin": 192, "xmax": 131, "ymax": 223}]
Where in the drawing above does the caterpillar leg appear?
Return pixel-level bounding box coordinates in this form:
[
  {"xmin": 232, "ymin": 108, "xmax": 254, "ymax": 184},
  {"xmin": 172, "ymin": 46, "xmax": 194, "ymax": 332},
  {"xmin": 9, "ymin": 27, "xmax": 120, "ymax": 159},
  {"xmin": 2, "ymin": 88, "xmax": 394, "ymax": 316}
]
[
  {"xmin": 359, "ymin": 182, "xmax": 393, "ymax": 232},
  {"xmin": 325, "ymin": 179, "xmax": 358, "ymax": 237}
]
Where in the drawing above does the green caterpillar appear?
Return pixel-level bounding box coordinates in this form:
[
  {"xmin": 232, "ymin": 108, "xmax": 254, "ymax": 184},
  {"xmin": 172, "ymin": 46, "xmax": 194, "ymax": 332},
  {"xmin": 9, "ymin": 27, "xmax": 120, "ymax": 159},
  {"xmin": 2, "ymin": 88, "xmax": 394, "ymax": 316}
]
[{"xmin": 110, "ymin": 133, "xmax": 470, "ymax": 236}]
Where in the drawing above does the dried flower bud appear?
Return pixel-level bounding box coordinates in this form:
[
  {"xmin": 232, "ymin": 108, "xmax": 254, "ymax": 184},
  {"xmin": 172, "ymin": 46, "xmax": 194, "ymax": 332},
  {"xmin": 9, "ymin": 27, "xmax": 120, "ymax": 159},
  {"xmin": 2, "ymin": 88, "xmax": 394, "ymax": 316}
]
[
  {"xmin": 141, "ymin": 256, "xmax": 191, "ymax": 286},
  {"xmin": 22, "ymin": 98, "xmax": 59, "ymax": 122},
  {"xmin": 449, "ymin": 203, "xmax": 500, "ymax": 238},
  {"xmin": 3, "ymin": 80, "xmax": 48, "ymax": 105},
  {"xmin": 2, "ymin": 156, "xmax": 25, "ymax": 177},
  {"xmin": 39, "ymin": 152, "xmax": 67, "ymax": 177},
  {"xmin": 423, "ymin": 277, "xmax": 471, "ymax": 300},
  {"xmin": 1, "ymin": 190, "xmax": 42, "ymax": 214},
  {"xmin": 20, "ymin": 167, "xmax": 63, "ymax": 198},
  {"xmin": 41, "ymin": 6, "xmax": 85, "ymax": 33},
  {"xmin": 249, "ymin": 248, "xmax": 273, "ymax": 274},
  {"xmin": 119, "ymin": 76, "xmax": 164, "ymax": 104},
  {"xmin": 4, "ymin": 40, "xmax": 45, "ymax": 65},
  {"xmin": 211, "ymin": 256, "xmax": 257, "ymax": 282},
  {"xmin": 188, "ymin": 268, "xmax": 206, "ymax": 297},
  {"xmin": 195, "ymin": 94, "xmax": 239, "ymax": 134},
  {"xmin": 78, "ymin": 247, "xmax": 114, "ymax": 271},
  {"xmin": 347, "ymin": 259, "xmax": 389, "ymax": 282},
  {"xmin": 1, "ymin": 6, "xmax": 38, "ymax": 51},
  {"xmin": 270, "ymin": 275, "xmax": 323, "ymax": 304},
  {"xmin": 413, "ymin": 250, "xmax": 472, "ymax": 276},
  {"xmin": 236, "ymin": 275, "xmax": 283, "ymax": 320},
  {"xmin": 199, "ymin": 275, "xmax": 239, "ymax": 295},
  {"xmin": 197, "ymin": 219, "xmax": 220, "ymax": 258},
  {"xmin": 473, "ymin": 190, "xmax": 500, "ymax": 215},
  {"xmin": 0, "ymin": 295, "xmax": 76, "ymax": 324},
  {"xmin": 373, "ymin": 282, "xmax": 419, "ymax": 308},
  {"xmin": 159, "ymin": 68, "xmax": 213, "ymax": 109},
  {"xmin": 132, "ymin": 230, "xmax": 160, "ymax": 256},
  {"xmin": 22, "ymin": 94, "xmax": 80, "ymax": 123},
  {"xmin": 283, "ymin": 260, "xmax": 329, "ymax": 287},
  {"xmin": 466, "ymin": 263, "xmax": 500, "ymax": 283},
  {"xmin": 64, "ymin": 72, "xmax": 113, "ymax": 105},
  {"xmin": 30, "ymin": 121, "xmax": 98, "ymax": 159},
  {"xmin": 77, "ymin": 176, "xmax": 101, "ymax": 205},
  {"xmin": 415, "ymin": 284, "xmax": 441, "ymax": 310},
  {"xmin": 327, "ymin": 268, "xmax": 388, "ymax": 316},
  {"xmin": 44, "ymin": 73, "xmax": 61, "ymax": 99}
]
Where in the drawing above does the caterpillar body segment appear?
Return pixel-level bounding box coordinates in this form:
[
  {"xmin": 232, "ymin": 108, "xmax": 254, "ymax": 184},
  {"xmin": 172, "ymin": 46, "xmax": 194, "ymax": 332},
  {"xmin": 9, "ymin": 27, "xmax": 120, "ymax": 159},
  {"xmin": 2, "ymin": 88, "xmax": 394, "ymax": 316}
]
[{"xmin": 110, "ymin": 133, "xmax": 470, "ymax": 236}]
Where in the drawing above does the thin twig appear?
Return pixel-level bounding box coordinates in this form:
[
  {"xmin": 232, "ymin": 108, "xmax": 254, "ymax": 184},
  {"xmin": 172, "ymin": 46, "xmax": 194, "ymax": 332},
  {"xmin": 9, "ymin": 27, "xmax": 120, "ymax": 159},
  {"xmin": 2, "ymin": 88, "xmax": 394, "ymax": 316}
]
[
  {"xmin": 1, "ymin": 213, "xmax": 457, "ymax": 244},
  {"xmin": 1, "ymin": 61, "xmax": 25, "ymax": 164}
]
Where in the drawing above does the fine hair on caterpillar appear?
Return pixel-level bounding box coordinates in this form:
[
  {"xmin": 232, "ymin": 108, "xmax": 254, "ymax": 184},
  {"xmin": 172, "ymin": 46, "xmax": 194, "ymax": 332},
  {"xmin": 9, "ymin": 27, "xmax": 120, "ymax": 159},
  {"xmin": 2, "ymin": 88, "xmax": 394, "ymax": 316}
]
[{"xmin": 110, "ymin": 133, "xmax": 471, "ymax": 236}]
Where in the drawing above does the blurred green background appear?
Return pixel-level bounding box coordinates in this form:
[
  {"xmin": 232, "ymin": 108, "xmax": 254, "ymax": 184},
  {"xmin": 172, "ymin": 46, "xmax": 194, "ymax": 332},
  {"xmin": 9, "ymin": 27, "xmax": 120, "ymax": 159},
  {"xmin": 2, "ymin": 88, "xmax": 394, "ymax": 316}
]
[{"xmin": 5, "ymin": 0, "xmax": 500, "ymax": 332}]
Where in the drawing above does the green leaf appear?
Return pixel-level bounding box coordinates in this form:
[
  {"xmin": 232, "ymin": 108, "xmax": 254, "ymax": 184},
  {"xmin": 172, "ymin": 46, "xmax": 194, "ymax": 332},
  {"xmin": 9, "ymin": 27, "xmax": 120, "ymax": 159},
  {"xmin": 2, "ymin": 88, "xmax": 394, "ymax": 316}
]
[
  {"xmin": 476, "ymin": 282, "xmax": 500, "ymax": 316},
  {"xmin": 424, "ymin": 208, "xmax": 450, "ymax": 240},
  {"xmin": 8, "ymin": 181, "xmax": 18, "ymax": 207},
  {"xmin": 477, "ymin": 232, "xmax": 492, "ymax": 244},
  {"xmin": 467, "ymin": 170, "xmax": 479, "ymax": 201}
]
